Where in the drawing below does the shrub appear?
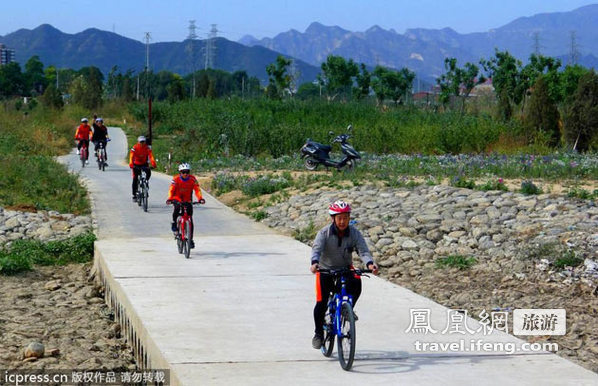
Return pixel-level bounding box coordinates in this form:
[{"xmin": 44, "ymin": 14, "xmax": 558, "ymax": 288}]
[
  {"xmin": 241, "ymin": 175, "xmax": 291, "ymax": 197},
  {"xmin": 450, "ymin": 176, "xmax": 476, "ymax": 189},
  {"xmin": 435, "ymin": 255, "xmax": 477, "ymax": 270},
  {"xmin": 293, "ymin": 221, "xmax": 318, "ymax": 243},
  {"xmin": 520, "ymin": 180, "xmax": 542, "ymax": 195},
  {"xmin": 477, "ymin": 178, "xmax": 508, "ymax": 191},
  {"xmin": 553, "ymin": 250, "xmax": 583, "ymax": 269}
]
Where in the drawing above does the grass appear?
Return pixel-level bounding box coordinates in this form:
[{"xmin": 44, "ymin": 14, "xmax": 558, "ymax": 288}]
[
  {"xmin": 0, "ymin": 102, "xmax": 93, "ymax": 214},
  {"xmin": 293, "ymin": 221, "xmax": 318, "ymax": 243},
  {"xmin": 0, "ymin": 232, "xmax": 96, "ymax": 275},
  {"xmin": 435, "ymin": 255, "xmax": 478, "ymax": 270}
]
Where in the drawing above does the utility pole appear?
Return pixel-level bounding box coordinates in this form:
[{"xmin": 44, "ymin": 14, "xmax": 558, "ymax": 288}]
[
  {"xmin": 144, "ymin": 32, "xmax": 152, "ymax": 145},
  {"xmin": 569, "ymin": 31, "xmax": 580, "ymax": 65},
  {"xmin": 533, "ymin": 32, "xmax": 541, "ymax": 55},
  {"xmin": 187, "ymin": 20, "xmax": 198, "ymax": 98},
  {"xmin": 204, "ymin": 24, "xmax": 218, "ymax": 69}
]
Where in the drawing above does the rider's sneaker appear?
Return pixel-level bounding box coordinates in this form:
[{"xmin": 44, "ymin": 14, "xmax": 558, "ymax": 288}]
[
  {"xmin": 132, "ymin": 195, "xmax": 137, "ymax": 202},
  {"xmin": 171, "ymin": 222, "xmax": 177, "ymax": 233},
  {"xmin": 85, "ymin": 160, "xmax": 89, "ymax": 164},
  {"xmin": 190, "ymin": 240, "xmax": 195, "ymax": 249},
  {"xmin": 104, "ymin": 163, "xmax": 108, "ymax": 167},
  {"xmin": 312, "ymin": 334, "xmax": 323, "ymax": 349},
  {"xmin": 353, "ymin": 311, "xmax": 359, "ymax": 321}
]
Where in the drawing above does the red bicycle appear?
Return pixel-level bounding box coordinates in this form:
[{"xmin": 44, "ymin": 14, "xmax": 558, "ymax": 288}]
[
  {"xmin": 168, "ymin": 200, "xmax": 203, "ymax": 259},
  {"xmin": 79, "ymin": 140, "xmax": 88, "ymax": 168}
]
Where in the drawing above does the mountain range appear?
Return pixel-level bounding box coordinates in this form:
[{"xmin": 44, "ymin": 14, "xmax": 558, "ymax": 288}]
[
  {"xmin": 240, "ymin": 4, "xmax": 598, "ymax": 82},
  {"xmin": 0, "ymin": 24, "xmax": 319, "ymax": 85},
  {"xmin": 1, "ymin": 4, "xmax": 598, "ymax": 86}
]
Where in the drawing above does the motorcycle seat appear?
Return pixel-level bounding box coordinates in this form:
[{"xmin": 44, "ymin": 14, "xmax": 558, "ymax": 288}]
[{"xmin": 306, "ymin": 139, "xmax": 332, "ymax": 152}]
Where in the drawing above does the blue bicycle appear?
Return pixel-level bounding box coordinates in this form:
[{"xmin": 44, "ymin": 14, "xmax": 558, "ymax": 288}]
[{"xmin": 318, "ymin": 268, "xmax": 371, "ymax": 371}]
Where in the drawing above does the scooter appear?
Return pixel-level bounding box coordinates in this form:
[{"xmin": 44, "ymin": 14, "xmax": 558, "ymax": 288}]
[{"xmin": 300, "ymin": 125, "xmax": 361, "ymax": 171}]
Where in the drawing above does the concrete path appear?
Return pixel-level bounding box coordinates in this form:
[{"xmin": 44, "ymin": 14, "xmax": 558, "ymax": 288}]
[{"xmin": 60, "ymin": 128, "xmax": 598, "ymax": 385}]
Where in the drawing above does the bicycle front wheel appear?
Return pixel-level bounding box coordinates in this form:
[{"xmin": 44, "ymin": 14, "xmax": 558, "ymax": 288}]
[
  {"xmin": 184, "ymin": 221, "xmax": 191, "ymax": 259},
  {"xmin": 142, "ymin": 185, "xmax": 148, "ymax": 212},
  {"xmin": 321, "ymin": 308, "xmax": 335, "ymax": 357},
  {"xmin": 176, "ymin": 220, "xmax": 184, "ymax": 254},
  {"xmin": 337, "ymin": 302, "xmax": 356, "ymax": 371}
]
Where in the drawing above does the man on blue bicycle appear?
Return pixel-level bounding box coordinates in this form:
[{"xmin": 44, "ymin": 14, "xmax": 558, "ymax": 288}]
[{"xmin": 310, "ymin": 200, "xmax": 379, "ymax": 349}]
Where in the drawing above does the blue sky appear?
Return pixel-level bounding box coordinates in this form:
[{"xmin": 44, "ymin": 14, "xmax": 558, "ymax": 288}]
[{"xmin": 2, "ymin": 0, "xmax": 597, "ymax": 42}]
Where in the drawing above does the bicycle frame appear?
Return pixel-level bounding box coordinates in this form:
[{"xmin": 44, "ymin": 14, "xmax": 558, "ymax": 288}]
[
  {"xmin": 328, "ymin": 274, "xmax": 353, "ymax": 338},
  {"xmin": 79, "ymin": 141, "xmax": 88, "ymax": 167}
]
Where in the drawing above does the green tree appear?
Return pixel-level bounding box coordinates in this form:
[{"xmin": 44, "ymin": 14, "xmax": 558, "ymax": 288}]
[
  {"xmin": 319, "ymin": 55, "xmax": 358, "ymax": 101},
  {"xmin": 437, "ymin": 58, "xmax": 485, "ymax": 112},
  {"xmin": 40, "ymin": 83, "xmax": 64, "ymax": 109},
  {"xmin": 353, "ymin": 63, "xmax": 371, "ymax": 100},
  {"xmin": 0, "ymin": 62, "xmax": 25, "ymax": 98},
  {"xmin": 167, "ymin": 74, "xmax": 186, "ymax": 102},
  {"xmin": 524, "ymin": 76, "xmax": 561, "ymax": 147},
  {"xmin": 296, "ymin": 82, "xmax": 320, "ymax": 100},
  {"xmin": 481, "ymin": 50, "xmax": 522, "ymax": 120},
  {"xmin": 564, "ymin": 71, "xmax": 598, "ymax": 151},
  {"xmin": 372, "ymin": 66, "xmax": 415, "ymax": 106},
  {"xmin": 266, "ymin": 55, "xmax": 292, "ymax": 98},
  {"xmin": 559, "ymin": 65, "xmax": 589, "ymax": 103},
  {"xmin": 23, "ymin": 56, "xmax": 46, "ymax": 96},
  {"xmin": 70, "ymin": 66, "xmax": 103, "ymax": 108}
]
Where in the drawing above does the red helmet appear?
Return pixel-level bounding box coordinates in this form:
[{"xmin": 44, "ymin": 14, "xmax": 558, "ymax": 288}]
[{"xmin": 329, "ymin": 200, "xmax": 351, "ymax": 215}]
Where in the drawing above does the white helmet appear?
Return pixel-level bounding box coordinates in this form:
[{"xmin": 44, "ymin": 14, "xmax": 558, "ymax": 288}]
[
  {"xmin": 178, "ymin": 163, "xmax": 191, "ymax": 172},
  {"xmin": 137, "ymin": 135, "xmax": 146, "ymax": 142},
  {"xmin": 81, "ymin": 118, "xmax": 88, "ymax": 122}
]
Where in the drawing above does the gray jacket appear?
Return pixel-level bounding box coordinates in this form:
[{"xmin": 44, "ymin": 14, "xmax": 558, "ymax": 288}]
[{"xmin": 311, "ymin": 223, "xmax": 374, "ymax": 269}]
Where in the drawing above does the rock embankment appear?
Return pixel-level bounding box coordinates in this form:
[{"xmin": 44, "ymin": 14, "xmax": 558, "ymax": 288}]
[
  {"xmin": 0, "ymin": 207, "xmax": 92, "ymax": 245},
  {"xmin": 262, "ymin": 184, "xmax": 598, "ymax": 372}
]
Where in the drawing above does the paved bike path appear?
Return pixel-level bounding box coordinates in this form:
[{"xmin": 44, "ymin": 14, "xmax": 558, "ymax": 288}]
[{"xmin": 60, "ymin": 128, "xmax": 597, "ymax": 385}]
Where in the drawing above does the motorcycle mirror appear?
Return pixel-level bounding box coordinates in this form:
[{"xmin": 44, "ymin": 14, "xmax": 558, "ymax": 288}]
[
  {"xmin": 328, "ymin": 131, "xmax": 335, "ymax": 136},
  {"xmin": 347, "ymin": 124, "xmax": 353, "ymax": 131}
]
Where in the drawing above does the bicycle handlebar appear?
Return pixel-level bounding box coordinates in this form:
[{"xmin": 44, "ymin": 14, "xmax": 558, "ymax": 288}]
[{"xmin": 317, "ymin": 267, "xmax": 372, "ymax": 276}]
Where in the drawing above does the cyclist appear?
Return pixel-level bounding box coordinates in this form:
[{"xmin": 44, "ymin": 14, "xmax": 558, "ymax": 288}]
[
  {"xmin": 309, "ymin": 200, "xmax": 379, "ymax": 349},
  {"xmin": 166, "ymin": 163, "xmax": 205, "ymax": 249},
  {"xmin": 129, "ymin": 135, "xmax": 157, "ymax": 201},
  {"xmin": 91, "ymin": 118, "xmax": 109, "ymax": 165},
  {"xmin": 74, "ymin": 118, "xmax": 93, "ymax": 163}
]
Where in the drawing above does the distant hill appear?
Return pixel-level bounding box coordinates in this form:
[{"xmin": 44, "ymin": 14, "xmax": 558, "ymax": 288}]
[
  {"xmin": 0, "ymin": 24, "xmax": 320, "ymax": 85},
  {"xmin": 241, "ymin": 4, "xmax": 598, "ymax": 82}
]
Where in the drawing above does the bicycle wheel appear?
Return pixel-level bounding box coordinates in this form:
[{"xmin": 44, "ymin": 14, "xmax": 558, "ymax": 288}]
[
  {"xmin": 142, "ymin": 184, "xmax": 148, "ymax": 212},
  {"xmin": 80, "ymin": 148, "xmax": 86, "ymax": 168},
  {"xmin": 321, "ymin": 307, "xmax": 335, "ymax": 357},
  {"xmin": 184, "ymin": 221, "xmax": 191, "ymax": 259},
  {"xmin": 176, "ymin": 219, "xmax": 184, "ymax": 254},
  {"xmin": 337, "ymin": 302, "xmax": 356, "ymax": 371}
]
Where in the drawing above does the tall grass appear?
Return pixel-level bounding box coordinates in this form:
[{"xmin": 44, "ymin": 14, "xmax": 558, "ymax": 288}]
[
  {"xmin": 0, "ymin": 102, "xmax": 91, "ymax": 213},
  {"xmin": 130, "ymin": 98, "xmax": 520, "ymax": 163}
]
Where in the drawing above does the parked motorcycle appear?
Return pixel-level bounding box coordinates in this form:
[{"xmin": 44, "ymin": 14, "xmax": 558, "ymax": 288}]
[{"xmin": 300, "ymin": 125, "xmax": 361, "ymax": 171}]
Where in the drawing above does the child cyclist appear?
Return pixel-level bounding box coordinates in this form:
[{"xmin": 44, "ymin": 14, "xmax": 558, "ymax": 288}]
[
  {"xmin": 309, "ymin": 200, "xmax": 379, "ymax": 349},
  {"xmin": 166, "ymin": 163, "xmax": 205, "ymax": 249}
]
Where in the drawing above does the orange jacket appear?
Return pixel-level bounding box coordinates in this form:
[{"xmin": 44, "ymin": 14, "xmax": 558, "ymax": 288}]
[
  {"xmin": 168, "ymin": 174, "xmax": 202, "ymax": 203},
  {"xmin": 75, "ymin": 124, "xmax": 93, "ymax": 140},
  {"xmin": 129, "ymin": 143, "xmax": 157, "ymax": 168}
]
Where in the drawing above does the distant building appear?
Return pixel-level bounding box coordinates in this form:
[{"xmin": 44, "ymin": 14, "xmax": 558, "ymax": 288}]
[{"xmin": 0, "ymin": 44, "xmax": 16, "ymax": 65}]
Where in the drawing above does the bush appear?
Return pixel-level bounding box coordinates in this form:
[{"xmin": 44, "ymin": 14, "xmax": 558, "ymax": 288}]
[
  {"xmin": 553, "ymin": 250, "xmax": 583, "ymax": 269},
  {"xmin": 293, "ymin": 221, "xmax": 318, "ymax": 243},
  {"xmin": 435, "ymin": 255, "xmax": 477, "ymax": 270},
  {"xmin": 0, "ymin": 232, "xmax": 96, "ymax": 275},
  {"xmin": 477, "ymin": 178, "xmax": 508, "ymax": 191},
  {"xmin": 450, "ymin": 176, "xmax": 476, "ymax": 189},
  {"xmin": 520, "ymin": 180, "xmax": 542, "ymax": 195},
  {"xmin": 241, "ymin": 175, "xmax": 291, "ymax": 197}
]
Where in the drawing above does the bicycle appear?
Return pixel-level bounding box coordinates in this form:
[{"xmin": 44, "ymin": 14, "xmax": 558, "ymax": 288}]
[
  {"xmin": 79, "ymin": 141, "xmax": 88, "ymax": 168},
  {"xmin": 318, "ymin": 267, "xmax": 371, "ymax": 371},
  {"xmin": 96, "ymin": 139, "xmax": 110, "ymax": 171},
  {"xmin": 168, "ymin": 200, "xmax": 203, "ymax": 259},
  {"xmin": 135, "ymin": 167, "xmax": 150, "ymax": 212}
]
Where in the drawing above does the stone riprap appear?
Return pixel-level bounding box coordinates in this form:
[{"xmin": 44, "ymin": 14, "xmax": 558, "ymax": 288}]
[
  {"xmin": 0, "ymin": 207, "xmax": 92, "ymax": 246},
  {"xmin": 263, "ymin": 184, "xmax": 598, "ymax": 286}
]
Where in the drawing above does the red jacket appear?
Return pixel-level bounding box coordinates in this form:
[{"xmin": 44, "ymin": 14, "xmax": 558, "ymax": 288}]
[
  {"xmin": 168, "ymin": 174, "xmax": 202, "ymax": 203},
  {"xmin": 129, "ymin": 143, "xmax": 157, "ymax": 168},
  {"xmin": 75, "ymin": 124, "xmax": 92, "ymax": 140}
]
